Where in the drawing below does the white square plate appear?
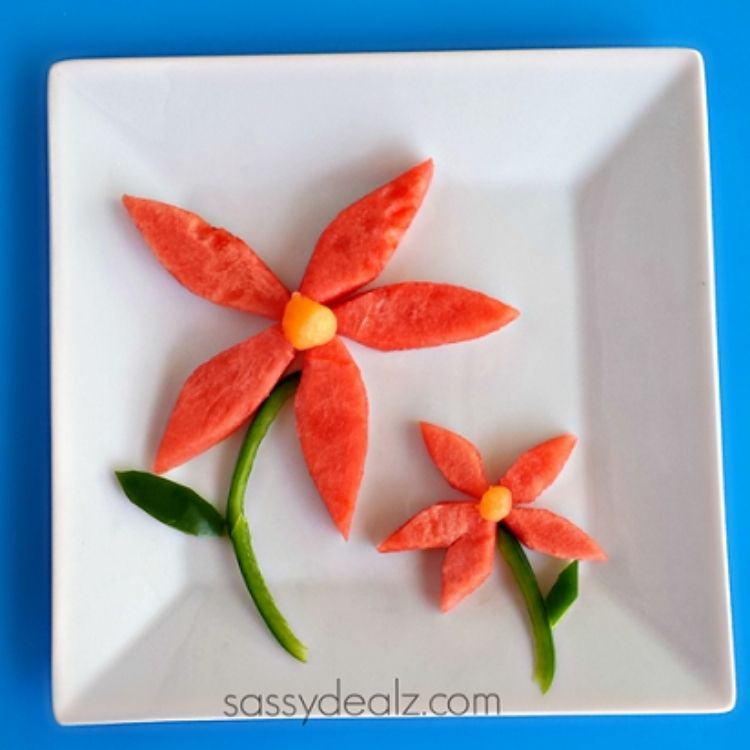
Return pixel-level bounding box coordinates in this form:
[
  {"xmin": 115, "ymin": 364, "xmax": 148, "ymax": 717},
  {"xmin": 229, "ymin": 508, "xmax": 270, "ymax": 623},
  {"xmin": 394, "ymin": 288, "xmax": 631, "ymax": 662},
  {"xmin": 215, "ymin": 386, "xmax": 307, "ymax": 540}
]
[{"xmin": 49, "ymin": 49, "xmax": 735, "ymax": 724}]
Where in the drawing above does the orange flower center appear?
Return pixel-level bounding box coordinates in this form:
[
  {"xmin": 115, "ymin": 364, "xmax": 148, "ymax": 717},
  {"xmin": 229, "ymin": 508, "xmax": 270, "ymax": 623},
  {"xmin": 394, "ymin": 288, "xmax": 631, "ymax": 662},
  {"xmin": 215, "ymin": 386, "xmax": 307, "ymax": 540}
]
[
  {"xmin": 281, "ymin": 292, "xmax": 338, "ymax": 351},
  {"xmin": 478, "ymin": 485, "xmax": 512, "ymax": 522}
]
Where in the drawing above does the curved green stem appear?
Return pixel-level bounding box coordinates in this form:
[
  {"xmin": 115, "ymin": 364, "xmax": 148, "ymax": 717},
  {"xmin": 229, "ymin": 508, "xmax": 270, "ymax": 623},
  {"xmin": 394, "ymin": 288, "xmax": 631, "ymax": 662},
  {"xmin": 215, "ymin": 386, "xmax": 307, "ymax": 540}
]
[
  {"xmin": 497, "ymin": 525, "xmax": 555, "ymax": 693},
  {"xmin": 226, "ymin": 372, "xmax": 308, "ymax": 662}
]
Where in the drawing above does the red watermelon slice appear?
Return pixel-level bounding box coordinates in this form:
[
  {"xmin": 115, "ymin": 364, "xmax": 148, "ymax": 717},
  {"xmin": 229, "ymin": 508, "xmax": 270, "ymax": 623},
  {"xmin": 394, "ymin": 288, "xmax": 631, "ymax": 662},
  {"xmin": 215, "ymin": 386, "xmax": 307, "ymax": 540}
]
[
  {"xmin": 419, "ymin": 422, "xmax": 488, "ymax": 498},
  {"xmin": 154, "ymin": 326, "xmax": 294, "ymax": 473},
  {"xmin": 122, "ymin": 196, "xmax": 290, "ymax": 319},
  {"xmin": 300, "ymin": 160, "xmax": 433, "ymax": 304},
  {"xmin": 378, "ymin": 502, "xmax": 479, "ymax": 552},
  {"xmin": 504, "ymin": 508, "xmax": 606, "ymax": 561},
  {"xmin": 500, "ymin": 434, "xmax": 576, "ymax": 503},
  {"xmin": 441, "ymin": 519, "xmax": 496, "ymax": 611},
  {"xmin": 335, "ymin": 283, "xmax": 519, "ymax": 351},
  {"xmin": 295, "ymin": 337, "xmax": 368, "ymax": 538}
]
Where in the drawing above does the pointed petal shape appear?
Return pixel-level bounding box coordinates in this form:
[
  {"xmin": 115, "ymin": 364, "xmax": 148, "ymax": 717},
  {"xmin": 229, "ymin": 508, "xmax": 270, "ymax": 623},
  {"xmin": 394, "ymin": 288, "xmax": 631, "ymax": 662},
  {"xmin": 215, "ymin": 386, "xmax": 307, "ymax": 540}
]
[
  {"xmin": 295, "ymin": 337, "xmax": 368, "ymax": 538},
  {"xmin": 500, "ymin": 434, "xmax": 577, "ymax": 504},
  {"xmin": 123, "ymin": 196, "xmax": 290, "ymax": 319},
  {"xmin": 504, "ymin": 508, "xmax": 606, "ymax": 561},
  {"xmin": 378, "ymin": 501, "xmax": 480, "ymax": 552},
  {"xmin": 299, "ymin": 160, "xmax": 434, "ymax": 303},
  {"xmin": 441, "ymin": 519, "xmax": 496, "ymax": 611},
  {"xmin": 419, "ymin": 423, "xmax": 488, "ymax": 498},
  {"xmin": 154, "ymin": 326, "xmax": 294, "ymax": 472},
  {"xmin": 334, "ymin": 283, "xmax": 518, "ymax": 351}
]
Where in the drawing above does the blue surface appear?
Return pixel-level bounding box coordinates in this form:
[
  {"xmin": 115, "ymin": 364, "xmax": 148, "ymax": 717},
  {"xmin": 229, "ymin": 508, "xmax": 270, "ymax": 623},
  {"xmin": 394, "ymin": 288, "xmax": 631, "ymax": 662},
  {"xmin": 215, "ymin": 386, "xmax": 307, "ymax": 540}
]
[{"xmin": 1, "ymin": 0, "xmax": 747, "ymax": 746}]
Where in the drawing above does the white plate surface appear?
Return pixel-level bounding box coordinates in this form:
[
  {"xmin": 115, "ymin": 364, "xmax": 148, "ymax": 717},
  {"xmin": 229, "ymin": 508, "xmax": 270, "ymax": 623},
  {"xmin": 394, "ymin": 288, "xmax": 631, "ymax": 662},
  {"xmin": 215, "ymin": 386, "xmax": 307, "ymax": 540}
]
[{"xmin": 49, "ymin": 49, "xmax": 734, "ymax": 724}]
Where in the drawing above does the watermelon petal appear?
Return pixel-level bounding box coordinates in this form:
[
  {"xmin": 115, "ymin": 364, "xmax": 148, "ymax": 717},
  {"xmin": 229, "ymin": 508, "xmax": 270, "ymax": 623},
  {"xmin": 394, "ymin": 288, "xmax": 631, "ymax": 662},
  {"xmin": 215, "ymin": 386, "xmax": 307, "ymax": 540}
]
[
  {"xmin": 123, "ymin": 196, "xmax": 290, "ymax": 319},
  {"xmin": 154, "ymin": 326, "xmax": 294, "ymax": 473},
  {"xmin": 500, "ymin": 434, "xmax": 577, "ymax": 504},
  {"xmin": 295, "ymin": 337, "xmax": 368, "ymax": 538},
  {"xmin": 504, "ymin": 508, "xmax": 606, "ymax": 561},
  {"xmin": 299, "ymin": 160, "xmax": 433, "ymax": 304},
  {"xmin": 378, "ymin": 501, "xmax": 480, "ymax": 552},
  {"xmin": 419, "ymin": 422, "xmax": 488, "ymax": 498},
  {"xmin": 334, "ymin": 283, "xmax": 518, "ymax": 351},
  {"xmin": 441, "ymin": 518, "xmax": 497, "ymax": 611}
]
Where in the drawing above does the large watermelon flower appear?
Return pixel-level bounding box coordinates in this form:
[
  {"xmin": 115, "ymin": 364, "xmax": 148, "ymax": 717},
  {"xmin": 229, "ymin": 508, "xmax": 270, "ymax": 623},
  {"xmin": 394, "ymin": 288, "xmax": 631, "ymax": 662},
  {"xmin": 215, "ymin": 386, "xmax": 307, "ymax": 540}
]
[
  {"xmin": 379, "ymin": 423, "xmax": 606, "ymax": 609},
  {"xmin": 123, "ymin": 161, "xmax": 518, "ymax": 538}
]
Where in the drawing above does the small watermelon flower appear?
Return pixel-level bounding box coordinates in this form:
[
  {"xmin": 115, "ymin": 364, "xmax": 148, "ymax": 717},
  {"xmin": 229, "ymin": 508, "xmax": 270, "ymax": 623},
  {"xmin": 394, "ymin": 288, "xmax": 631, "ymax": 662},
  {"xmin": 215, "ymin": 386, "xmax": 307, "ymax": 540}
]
[
  {"xmin": 123, "ymin": 161, "xmax": 518, "ymax": 537},
  {"xmin": 379, "ymin": 423, "xmax": 606, "ymax": 610}
]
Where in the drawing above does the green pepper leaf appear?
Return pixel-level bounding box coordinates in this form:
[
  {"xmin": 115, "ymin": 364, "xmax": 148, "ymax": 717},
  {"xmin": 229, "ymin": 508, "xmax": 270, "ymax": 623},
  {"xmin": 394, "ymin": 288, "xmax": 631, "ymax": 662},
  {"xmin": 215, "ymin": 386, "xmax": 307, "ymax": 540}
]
[
  {"xmin": 226, "ymin": 372, "xmax": 308, "ymax": 663},
  {"xmin": 497, "ymin": 525, "xmax": 556, "ymax": 694},
  {"xmin": 115, "ymin": 470, "xmax": 225, "ymax": 536},
  {"xmin": 546, "ymin": 561, "xmax": 579, "ymax": 627}
]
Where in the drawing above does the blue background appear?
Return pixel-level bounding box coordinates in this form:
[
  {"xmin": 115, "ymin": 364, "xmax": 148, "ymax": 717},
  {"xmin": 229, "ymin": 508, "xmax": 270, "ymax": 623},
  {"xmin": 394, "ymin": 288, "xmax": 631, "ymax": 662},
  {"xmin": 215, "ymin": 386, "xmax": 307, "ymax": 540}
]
[{"xmin": 1, "ymin": 0, "xmax": 747, "ymax": 746}]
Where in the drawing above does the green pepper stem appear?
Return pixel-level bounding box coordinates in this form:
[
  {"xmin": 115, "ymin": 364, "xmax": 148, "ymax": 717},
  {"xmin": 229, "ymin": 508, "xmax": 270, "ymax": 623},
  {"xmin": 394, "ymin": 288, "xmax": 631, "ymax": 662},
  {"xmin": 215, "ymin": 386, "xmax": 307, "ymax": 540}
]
[
  {"xmin": 226, "ymin": 372, "xmax": 308, "ymax": 662},
  {"xmin": 497, "ymin": 525, "xmax": 555, "ymax": 693}
]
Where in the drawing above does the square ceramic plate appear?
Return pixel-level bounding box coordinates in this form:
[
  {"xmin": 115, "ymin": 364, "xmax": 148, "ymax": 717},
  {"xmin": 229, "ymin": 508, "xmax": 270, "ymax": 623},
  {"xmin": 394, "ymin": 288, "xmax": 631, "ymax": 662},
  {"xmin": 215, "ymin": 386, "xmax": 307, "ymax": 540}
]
[{"xmin": 49, "ymin": 49, "xmax": 735, "ymax": 724}]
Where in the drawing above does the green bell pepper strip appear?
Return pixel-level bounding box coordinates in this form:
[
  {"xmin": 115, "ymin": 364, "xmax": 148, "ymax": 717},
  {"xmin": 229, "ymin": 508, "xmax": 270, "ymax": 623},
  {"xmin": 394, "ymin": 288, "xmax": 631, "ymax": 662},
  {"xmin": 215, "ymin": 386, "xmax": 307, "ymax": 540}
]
[
  {"xmin": 115, "ymin": 470, "xmax": 225, "ymax": 536},
  {"xmin": 546, "ymin": 561, "xmax": 579, "ymax": 627},
  {"xmin": 497, "ymin": 525, "xmax": 555, "ymax": 693},
  {"xmin": 226, "ymin": 372, "xmax": 308, "ymax": 663}
]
